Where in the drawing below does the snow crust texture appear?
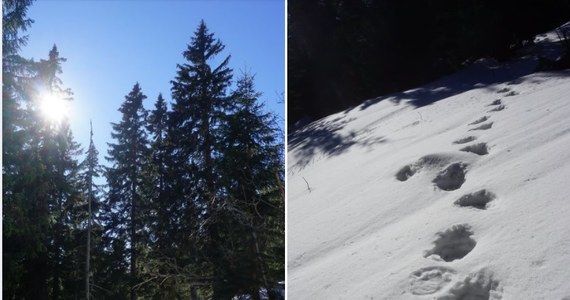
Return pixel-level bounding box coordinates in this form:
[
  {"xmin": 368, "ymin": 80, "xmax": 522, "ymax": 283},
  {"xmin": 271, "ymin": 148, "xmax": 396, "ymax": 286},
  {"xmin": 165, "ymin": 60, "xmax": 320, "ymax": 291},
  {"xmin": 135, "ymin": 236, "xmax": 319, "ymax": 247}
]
[{"xmin": 288, "ymin": 23, "xmax": 570, "ymax": 300}]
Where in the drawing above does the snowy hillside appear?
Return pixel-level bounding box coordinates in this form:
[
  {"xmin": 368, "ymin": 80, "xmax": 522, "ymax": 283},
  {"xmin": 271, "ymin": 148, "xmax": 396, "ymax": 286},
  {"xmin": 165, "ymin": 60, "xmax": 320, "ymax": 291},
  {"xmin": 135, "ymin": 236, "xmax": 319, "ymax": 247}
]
[{"xmin": 287, "ymin": 24, "xmax": 570, "ymax": 299}]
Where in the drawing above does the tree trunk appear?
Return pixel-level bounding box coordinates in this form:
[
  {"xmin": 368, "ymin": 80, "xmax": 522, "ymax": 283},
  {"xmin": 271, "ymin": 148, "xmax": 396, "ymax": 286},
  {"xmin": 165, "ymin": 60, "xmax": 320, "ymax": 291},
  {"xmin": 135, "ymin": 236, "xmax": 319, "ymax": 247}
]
[
  {"xmin": 51, "ymin": 236, "xmax": 61, "ymax": 300},
  {"xmin": 86, "ymin": 178, "xmax": 92, "ymax": 300},
  {"xmin": 130, "ymin": 181, "xmax": 137, "ymax": 300}
]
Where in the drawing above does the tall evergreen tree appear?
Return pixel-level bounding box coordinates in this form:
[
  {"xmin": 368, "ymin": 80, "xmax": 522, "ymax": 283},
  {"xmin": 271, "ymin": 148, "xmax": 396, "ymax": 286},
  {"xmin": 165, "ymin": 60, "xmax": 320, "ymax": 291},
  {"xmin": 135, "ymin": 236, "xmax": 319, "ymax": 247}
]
[
  {"xmin": 35, "ymin": 45, "xmax": 81, "ymax": 300},
  {"xmin": 3, "ymin": 41, "xmax": 81, "ymax": 300},
  {"xmin": 218, "ymin": 72, "xmax": 285, "ymax": 299},
  {"xmin": 2, "ymin": 0, "xmax": 35, "ymax": 157},
  {"xmin": 106, "ymin": 83, "xmax": 149, "ymax": 300},
  {"xmin": 46, "ymin": 121, "xmax": 83, "ymax": 300},
  {"xmin": 137, "ymin": 93, "xmax": 178, "ymax": 297},
  {"xmin": 169, "ymin": 20, "xmax": 233, "ymax": 298},
  {"xmin": 145, "ymin": 94, "xmax": 169, "ymax": 250},
  {"xmin": 2, "ymin": 1, "xmax": 37, "ymax": 295}
]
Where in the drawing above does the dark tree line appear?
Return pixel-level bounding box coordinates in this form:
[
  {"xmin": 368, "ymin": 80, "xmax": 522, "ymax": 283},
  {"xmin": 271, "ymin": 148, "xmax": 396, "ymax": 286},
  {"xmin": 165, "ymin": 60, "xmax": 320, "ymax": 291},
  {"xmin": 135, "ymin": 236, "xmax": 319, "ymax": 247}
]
[
  {"xmin": 288, "ymin": 0, "xmax": 570, "ymax": 128},
  {"xmin": 3, "ymin": 1, "xmax": 284, "ymax": 299}
]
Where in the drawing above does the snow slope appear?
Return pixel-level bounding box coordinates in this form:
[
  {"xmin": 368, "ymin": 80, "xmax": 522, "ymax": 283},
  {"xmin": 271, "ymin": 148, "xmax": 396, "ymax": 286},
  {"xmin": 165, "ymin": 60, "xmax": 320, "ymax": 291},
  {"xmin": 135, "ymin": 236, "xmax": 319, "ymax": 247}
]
[{"xmin": 287, "ymin": 24, "xmax": 570, "ymax": 299}]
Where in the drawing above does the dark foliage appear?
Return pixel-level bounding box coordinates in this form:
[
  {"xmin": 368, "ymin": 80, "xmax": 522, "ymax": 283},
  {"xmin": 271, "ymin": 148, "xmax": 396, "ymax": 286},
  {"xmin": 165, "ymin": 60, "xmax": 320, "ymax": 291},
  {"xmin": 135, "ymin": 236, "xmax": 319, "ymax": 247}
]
[
  {"xmin": 105, "ymin": 83, "xmax": 150, "ymax": 300},
  {"xmin": 288, "ymin": 0, "xmax": 570, "ymax": 129}
]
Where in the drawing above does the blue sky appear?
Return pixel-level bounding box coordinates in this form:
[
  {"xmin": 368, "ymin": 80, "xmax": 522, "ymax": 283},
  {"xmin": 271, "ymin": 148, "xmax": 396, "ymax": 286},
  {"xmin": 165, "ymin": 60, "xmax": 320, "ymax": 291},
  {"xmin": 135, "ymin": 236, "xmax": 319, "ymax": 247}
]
[{"xmin": 21, "ymin": 0, "xmax": 285, "ymax": 163}]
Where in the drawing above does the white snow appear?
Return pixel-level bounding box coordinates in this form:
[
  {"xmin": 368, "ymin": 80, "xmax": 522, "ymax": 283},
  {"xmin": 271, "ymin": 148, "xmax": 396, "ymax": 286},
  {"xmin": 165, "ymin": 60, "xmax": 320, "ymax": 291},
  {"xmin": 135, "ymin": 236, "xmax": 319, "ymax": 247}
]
[{"xmin": 287, "ymin": 23, "xmax": 570, "ymax": 299}]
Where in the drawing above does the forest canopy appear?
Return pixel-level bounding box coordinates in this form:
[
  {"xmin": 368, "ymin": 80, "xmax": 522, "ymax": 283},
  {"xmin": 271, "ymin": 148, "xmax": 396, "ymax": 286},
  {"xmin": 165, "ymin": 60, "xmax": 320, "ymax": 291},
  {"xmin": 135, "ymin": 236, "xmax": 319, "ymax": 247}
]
[{"xmin": 2, "ymin": 1, "xmax": 284, "ymax": 299}]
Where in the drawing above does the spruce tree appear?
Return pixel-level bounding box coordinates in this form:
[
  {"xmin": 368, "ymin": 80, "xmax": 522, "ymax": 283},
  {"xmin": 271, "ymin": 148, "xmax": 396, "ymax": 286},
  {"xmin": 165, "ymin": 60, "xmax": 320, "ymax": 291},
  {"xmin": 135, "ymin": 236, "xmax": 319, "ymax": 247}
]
[
  {"xmin": 218, "ymin": 72, "xmax": 285, "ymax": 299},
  {"xmin": 106, "ymin": 83, "xmax": 149, "ymax": 300},
  {"xmin": 46, "ymin": 121, "xmax": 83, "ymax": 300},
  {"xmin": 137, "ymin": 93, "xmax": 176, "ymax": 297},
  {"xmin": 145, "ymin": 94, "xmax": 170, "ymax": 250},
  {"xmin": 2, "ymin": 1, "xmax": 37, "ymax": 295},
  {"xmin": 36, "ymin": 45, "xmax": 81, "ymax": 300},
  {"xmin": 4, "ymin": 43, "xmax": 81, "ymax": 299},
  {"xmin": 2, "ymin": 0, "xmax": 35, "ymax": 156},
  {"xmin": 169, "ymin": 20, "xmax": 233, "ymax": 298}
]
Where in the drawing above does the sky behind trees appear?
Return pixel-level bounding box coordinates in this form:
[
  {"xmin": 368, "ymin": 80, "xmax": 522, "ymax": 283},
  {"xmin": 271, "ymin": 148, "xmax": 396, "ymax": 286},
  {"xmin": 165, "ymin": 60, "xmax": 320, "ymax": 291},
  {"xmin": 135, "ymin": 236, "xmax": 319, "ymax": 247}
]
[{"xmin": 20, "ymin": 0, "xmax": 285, "ymax": 159}]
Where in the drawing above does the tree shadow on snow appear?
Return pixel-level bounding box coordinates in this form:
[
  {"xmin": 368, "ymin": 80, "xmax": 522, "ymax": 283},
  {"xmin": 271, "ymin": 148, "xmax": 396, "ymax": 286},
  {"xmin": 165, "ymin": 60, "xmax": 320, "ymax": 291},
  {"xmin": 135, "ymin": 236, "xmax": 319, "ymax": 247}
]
[
  {"xmin": 288, "ymin": 117, "xmax": 386, "ymax": 170},
  {"xmin": 289, "ymin": 37, "xmax": 569, "ymax": 171},
  {"xmin": 358, "ymin": 39, "xmax": 570, "ymax": 111}
]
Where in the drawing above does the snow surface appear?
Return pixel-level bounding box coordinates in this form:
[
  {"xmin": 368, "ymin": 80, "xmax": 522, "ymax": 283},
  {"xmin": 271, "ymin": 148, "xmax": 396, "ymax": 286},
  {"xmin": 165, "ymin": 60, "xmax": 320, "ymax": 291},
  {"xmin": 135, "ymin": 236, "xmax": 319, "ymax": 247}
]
[{"xmin": 287, "ymin": 23, "xmax": 570, "ymax": 299}]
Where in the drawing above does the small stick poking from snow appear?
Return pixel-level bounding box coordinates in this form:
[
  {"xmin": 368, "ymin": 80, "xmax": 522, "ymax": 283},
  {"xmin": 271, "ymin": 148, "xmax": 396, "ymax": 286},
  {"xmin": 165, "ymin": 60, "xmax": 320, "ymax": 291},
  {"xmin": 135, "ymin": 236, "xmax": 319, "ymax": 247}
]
[{"xmin": 303, "ymin": 177, "xmax": 312, "ymax": 193}]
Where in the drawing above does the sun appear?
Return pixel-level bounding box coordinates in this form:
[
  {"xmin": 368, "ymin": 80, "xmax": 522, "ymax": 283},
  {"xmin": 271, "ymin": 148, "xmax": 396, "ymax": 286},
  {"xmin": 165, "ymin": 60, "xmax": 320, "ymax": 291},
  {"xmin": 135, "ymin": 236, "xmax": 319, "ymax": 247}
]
[{"xmin": 40, "ymin": 92, "xmax": 69, "ymax": 122}]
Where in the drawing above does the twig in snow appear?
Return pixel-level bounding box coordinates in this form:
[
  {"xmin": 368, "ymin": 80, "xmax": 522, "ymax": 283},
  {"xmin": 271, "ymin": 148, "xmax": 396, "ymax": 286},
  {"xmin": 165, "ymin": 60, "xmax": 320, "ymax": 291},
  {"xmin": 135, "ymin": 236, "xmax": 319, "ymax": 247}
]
[{"xmin": 302, "ymin": 177, "xmax": 311, "ymax": 193}]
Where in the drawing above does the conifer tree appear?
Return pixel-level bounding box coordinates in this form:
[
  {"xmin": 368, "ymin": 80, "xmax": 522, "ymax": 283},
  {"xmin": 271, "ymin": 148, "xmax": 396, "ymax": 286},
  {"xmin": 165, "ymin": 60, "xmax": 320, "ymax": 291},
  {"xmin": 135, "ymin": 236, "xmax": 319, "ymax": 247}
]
[
  {"xmin": 169, "ymin": 20, "xmax": 233, "ymax": 297},
  {"xmin": 145, "ymin": 94, "xmax": 170, "ymax": 249},
  {"xmin": 136, "ymin": 93, "xmax": 173, "ymax": 297},
  {"xmin": 218, "ymin": 72, "xmax": 285, "ymax": 299},
  {"xmin": 106, "ymin": 83, "xmax": 150, "ymax": 300},
  {"xmin": 2, "ymin": 0, "xmax": 34, "ymax": 156},
  {"xmin": 2, "ymin": 1, "xmax": 37, "ymax": 295},
  {"xmin": 6, "ymin": 44, "xmax": 80, "ymax": 300},
  {"xmin": 46, "ymin": 121, "xmax": 83, "ymax": 300},
  {"xmin": 3, "ymin": 42, "xmax": 83, "ymax": 299}
]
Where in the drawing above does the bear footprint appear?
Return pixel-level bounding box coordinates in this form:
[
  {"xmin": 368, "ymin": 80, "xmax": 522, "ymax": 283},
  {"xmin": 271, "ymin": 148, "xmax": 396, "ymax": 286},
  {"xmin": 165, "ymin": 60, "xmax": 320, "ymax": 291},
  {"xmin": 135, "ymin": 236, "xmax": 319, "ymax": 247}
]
[
  {"xmin": 453, "ymin": 136, "xmax": 477, "ymax": 144},
  {"xmin": 438, "ymin": 268, "xmax": 502, "ymax": 300},
  {"xmin": 460, "ymin": 143, "xmax": 488, "ymax": 156},
  {"xmin": 424, "ymin": 224, "xmax": 476, "ymax": 262},
  {"xmin": 469, "ymin": 122, "xmax": 493, "ymax": 131},
  {"xmin": 489, "ymin": 99, "xmax": 502, "ymax": 106},
  {"xmin": 455, "ymin": 190, "xmax": 496, "ymax": 210},
  {"xmin": 433, "ymin": 163, "xmax": 467, "ymax": 191},
  {"xmin": 488, "ymin": 105, "xmax": 505, "ymax": 112},
  {"xmin": 396, "ymin": 154, "xmax": 453, "ymax": 182},
  {"xmin": 469, "ymin": 116, "xmax": 489, "ymax": 126},
  {"xmin": 409, "ymin": 266, "xmax": 456, "ymax": 295}
]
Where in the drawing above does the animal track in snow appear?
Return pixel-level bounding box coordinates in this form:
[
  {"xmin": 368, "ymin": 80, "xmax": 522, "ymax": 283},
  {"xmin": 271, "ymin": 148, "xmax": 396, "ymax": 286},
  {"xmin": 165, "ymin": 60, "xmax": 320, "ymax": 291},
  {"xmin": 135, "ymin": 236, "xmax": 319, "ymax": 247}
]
[
  {"xmin": 469, "ymin": 116, "xmax": 489, "ymax": 125},
  {"xmin": 396, "ymin": 154, "xmax": 454, "ymax": 182},
  {"xmin": 469, "ymin": 122, "xmax": 493, "ymax": 131},
  {"xmin": 424, "ymin": 224, "xmax": 476, "ymax": 262},
  {"xmin": 460, "ymin": 143, "xmax": 488, "ymax": 156},
  {"xmin": 497, "ymin": 87, "xmax": 518, "ymax": 97},
  {"xmin": 433, "ymin": 163, "xmax": 467, "ymax": 191},
  {"xmin": 438, "ymin": 268, "xmax": 502, "ymax": 300},
  {"xmin": 488, "ymin": 105, "xmax": 505, "ymax": 112},
  {"xmin": 409, "ymin": 266, "xmax": 456, "ymax": 295},
  {"xmin": 396, "ymin": 165, "xmax": 417, "ymax": 181},
  {"xmin": 454, "ymin": 190, "xmax": 496, "ymax": 209},
  {"xmin": 489, "ymin": 99, "xmax": 502, "ymax": 106},
  {"xmin": 453, "ymin": 136, "xmax": 477, "ymax": 144}
]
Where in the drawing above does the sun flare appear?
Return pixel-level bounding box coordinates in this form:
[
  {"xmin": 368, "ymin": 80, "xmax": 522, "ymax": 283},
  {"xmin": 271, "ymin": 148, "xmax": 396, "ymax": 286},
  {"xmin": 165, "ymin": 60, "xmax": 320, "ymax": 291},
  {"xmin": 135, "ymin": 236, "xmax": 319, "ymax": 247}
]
[{"xmin": 40, "ymin": 92, "xmax": 69, "ymax": 122}]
